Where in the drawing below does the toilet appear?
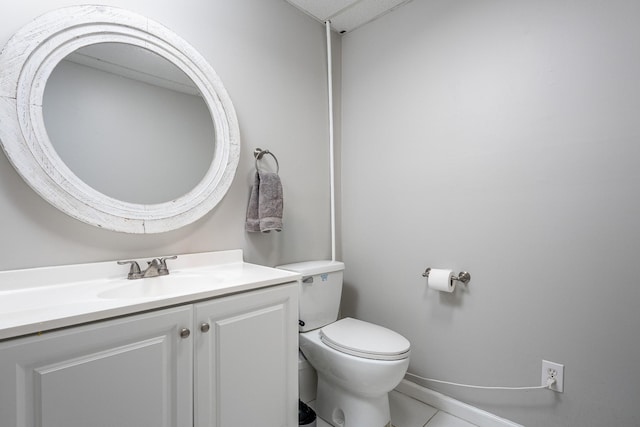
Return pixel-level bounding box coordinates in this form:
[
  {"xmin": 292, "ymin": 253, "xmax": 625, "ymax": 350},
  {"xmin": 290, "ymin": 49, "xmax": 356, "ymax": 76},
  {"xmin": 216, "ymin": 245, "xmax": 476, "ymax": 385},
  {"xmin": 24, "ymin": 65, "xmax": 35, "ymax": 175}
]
[{"xmin": 277, "ymin": 261, "xmax": 410, "ymax": 427}]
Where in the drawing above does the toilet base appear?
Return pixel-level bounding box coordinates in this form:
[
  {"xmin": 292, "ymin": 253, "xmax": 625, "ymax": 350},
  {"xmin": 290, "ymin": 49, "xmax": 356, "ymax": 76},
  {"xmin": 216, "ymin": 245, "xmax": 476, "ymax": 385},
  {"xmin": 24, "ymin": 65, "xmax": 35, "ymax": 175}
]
[{"xmin": 315, "ymin": 376, "xmax": 391, "ymax": 427}]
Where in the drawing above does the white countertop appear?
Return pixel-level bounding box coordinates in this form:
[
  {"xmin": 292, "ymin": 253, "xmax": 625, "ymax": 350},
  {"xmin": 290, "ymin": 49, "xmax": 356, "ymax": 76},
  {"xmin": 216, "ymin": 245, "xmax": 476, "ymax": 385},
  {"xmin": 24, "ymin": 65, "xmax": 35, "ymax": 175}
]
[{"xmin": 0, "ymin": 250, "xmax": 300, "ymax": 341}]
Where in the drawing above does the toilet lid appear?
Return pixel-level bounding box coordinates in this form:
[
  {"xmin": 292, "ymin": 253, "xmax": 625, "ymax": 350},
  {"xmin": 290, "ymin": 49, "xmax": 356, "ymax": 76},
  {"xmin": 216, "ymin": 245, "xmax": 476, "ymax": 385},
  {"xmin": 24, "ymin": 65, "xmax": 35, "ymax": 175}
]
[{"xmin": 319, "ymin": 318, "xmax": 410, "ymax": 361}]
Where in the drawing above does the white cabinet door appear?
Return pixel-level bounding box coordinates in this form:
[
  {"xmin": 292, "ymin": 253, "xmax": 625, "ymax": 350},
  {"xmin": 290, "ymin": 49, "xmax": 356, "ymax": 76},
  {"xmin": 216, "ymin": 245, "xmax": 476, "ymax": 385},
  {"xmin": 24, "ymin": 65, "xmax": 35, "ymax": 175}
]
[
  {"xmin": 0, "ymin": 306, "xmax": 193, "ymax": 427},
  {"xmin": 194, "ymin": 283, "xmax": 298, "ymax": 427}
]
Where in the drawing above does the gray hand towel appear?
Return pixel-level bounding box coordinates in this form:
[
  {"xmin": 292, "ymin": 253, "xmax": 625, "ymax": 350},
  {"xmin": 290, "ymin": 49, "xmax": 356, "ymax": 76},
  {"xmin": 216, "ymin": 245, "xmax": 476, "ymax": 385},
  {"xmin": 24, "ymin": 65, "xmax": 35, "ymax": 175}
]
[{"xmin": 245, "ymin": 171, "xmax": 283, "ymax": 233}]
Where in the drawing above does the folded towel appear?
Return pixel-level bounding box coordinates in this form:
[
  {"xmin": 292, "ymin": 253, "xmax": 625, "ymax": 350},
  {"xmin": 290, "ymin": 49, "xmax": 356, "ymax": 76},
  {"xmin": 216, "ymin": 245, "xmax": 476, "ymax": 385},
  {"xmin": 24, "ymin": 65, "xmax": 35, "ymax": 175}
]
[
  {"xmin": 245, "ymin": 171, "xmax": 283, "ymax": 233},
  {"xmin": 258, "ymin": 171, "xmax": 283, "ymax": 232}
]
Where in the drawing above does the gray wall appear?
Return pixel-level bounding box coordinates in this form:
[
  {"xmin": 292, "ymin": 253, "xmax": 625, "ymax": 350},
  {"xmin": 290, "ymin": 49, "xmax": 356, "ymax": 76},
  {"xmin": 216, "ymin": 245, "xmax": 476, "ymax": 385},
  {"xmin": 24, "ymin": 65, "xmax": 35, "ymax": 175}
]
[
  {"xmin": 0, "ymin": 0, "xmax": 338, "ymax": 270},
  {"xmin": 340, "ymin": 1, "xmax": 640, "ymax": 426}
]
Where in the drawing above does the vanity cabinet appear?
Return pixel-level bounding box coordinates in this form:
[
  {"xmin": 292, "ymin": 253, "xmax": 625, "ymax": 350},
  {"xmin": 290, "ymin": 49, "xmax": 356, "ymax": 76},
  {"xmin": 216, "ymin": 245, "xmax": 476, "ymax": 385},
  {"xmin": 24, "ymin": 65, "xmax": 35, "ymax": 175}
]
[{"xmin": 0, "ymin": 283, "xmax": 298, "ymax": 427}]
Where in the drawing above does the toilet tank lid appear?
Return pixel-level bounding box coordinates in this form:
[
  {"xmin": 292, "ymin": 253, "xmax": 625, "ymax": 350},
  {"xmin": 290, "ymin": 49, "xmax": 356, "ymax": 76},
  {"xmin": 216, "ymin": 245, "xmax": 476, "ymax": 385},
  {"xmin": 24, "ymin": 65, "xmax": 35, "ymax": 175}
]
[{"xmin": 276, "ymin": 260, "xmax": 345, "ymax": 276}]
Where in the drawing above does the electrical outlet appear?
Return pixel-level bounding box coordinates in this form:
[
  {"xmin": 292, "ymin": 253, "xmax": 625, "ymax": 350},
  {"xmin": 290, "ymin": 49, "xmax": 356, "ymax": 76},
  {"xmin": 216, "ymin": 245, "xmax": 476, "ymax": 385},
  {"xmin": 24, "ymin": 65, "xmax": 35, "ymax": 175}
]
[{"xmin": 541, "ymin": 360, "xmax": 564, "ymax": 392}]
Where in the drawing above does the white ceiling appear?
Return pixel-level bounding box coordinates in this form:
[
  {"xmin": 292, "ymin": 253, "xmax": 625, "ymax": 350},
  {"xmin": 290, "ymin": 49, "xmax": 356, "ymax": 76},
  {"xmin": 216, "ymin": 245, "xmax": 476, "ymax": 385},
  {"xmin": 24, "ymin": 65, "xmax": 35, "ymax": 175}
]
[{"xmin": 285, "ymin": 0, "xmax": 413, "ymax": 33}]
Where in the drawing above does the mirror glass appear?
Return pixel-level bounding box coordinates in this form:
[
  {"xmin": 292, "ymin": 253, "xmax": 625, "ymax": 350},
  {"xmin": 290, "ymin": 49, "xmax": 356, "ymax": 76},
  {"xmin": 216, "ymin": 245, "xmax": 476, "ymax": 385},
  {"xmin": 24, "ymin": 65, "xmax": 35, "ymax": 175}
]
[{"xmin": 43, "ymin": 43, "xmax": 216, "ymax": 204}]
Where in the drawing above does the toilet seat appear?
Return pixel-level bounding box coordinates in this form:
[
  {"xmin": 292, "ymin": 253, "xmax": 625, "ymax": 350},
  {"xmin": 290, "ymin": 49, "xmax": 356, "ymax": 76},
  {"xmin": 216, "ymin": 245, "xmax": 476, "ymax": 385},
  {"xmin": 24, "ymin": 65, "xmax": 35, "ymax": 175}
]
[{"xmin": 319, "ymin": 317, "xmax": 410, "ymax": 361}]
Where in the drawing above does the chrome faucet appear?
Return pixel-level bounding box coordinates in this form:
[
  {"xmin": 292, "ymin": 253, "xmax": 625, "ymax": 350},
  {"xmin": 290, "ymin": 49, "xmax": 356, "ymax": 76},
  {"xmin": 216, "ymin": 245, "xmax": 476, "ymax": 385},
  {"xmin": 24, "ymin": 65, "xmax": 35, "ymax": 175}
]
[{"xmin": 117, "ymin": 256, "xmax": 177, "ymax": 280}]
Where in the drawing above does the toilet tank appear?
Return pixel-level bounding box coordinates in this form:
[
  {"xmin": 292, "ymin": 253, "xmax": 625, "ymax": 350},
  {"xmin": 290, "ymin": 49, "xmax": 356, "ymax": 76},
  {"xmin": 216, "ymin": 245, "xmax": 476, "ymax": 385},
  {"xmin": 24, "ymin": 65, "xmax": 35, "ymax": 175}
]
[{"xmin": 276, "ymin": 260, "xmax": 345, "ymax": 332}]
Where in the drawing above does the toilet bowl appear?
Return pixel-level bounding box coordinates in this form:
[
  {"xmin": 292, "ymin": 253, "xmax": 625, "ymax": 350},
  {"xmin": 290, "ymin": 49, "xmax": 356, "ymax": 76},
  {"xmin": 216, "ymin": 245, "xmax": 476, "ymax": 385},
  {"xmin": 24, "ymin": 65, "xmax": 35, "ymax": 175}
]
[
  {"xmin": 276, "ymin": 261, "xmax": 411, "ymax": 427},
  {"xmin": 300, "ymin": 319, "xmax": 409, "ymax": 426}
]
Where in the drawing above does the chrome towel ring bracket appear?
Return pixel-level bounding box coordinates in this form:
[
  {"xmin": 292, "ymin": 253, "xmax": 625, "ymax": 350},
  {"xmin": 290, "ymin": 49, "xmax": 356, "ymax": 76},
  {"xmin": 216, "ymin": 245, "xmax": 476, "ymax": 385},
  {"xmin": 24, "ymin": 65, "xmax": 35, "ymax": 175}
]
[{"xmin": 253, "ymin": 148, "xmax": 279, "ymax": 174}]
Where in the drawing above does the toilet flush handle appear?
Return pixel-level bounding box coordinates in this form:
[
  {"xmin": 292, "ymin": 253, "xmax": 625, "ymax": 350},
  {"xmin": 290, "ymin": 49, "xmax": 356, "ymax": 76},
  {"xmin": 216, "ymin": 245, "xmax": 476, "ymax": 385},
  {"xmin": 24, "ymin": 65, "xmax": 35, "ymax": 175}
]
[{"xmin": 302, "ymin": 276, "xmax": 313, "ymax": 284}]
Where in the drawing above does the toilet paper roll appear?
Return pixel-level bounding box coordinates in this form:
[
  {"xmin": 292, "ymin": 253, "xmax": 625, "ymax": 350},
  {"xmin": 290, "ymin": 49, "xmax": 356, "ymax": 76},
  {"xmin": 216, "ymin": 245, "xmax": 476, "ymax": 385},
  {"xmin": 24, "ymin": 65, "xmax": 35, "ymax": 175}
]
[{"xmin": 428, "ymin": 268, "xmax": 455, "ymax": 292}]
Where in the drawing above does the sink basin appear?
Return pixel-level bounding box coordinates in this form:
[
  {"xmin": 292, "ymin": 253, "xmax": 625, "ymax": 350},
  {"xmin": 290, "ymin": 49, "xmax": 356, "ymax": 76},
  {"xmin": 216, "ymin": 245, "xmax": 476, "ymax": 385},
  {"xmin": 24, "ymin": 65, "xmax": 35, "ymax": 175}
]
[{"xmin": 98, "ymin": 274, "xmax": 220, "ymax": 299}]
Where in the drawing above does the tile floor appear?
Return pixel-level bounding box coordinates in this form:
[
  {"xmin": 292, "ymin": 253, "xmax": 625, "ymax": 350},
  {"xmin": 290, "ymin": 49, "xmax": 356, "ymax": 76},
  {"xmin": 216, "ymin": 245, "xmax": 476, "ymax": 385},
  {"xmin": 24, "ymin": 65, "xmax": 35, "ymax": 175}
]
[{"xmin": 307, "ymin": 390, "xmax": 476, "ymax": 427}]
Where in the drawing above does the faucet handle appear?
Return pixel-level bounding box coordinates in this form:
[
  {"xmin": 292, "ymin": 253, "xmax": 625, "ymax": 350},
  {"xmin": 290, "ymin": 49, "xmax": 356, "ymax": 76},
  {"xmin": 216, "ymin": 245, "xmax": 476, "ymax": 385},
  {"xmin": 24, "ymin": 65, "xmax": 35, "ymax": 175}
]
[
  {"xmin": 157, "ymin": 255, "xmax": 177, "ymax": 275},
  {"xmin": 117, "ymin": 260, "xmax": 142, "ymax": 280}
]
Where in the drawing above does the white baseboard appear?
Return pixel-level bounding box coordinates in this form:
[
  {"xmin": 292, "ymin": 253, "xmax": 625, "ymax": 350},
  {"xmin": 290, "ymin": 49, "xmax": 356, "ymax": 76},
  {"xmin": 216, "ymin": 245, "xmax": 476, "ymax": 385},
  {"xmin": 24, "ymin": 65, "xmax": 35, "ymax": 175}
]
[{"xmin": 394, "ymin": 379, "xmax": 523, "ymax": 427}]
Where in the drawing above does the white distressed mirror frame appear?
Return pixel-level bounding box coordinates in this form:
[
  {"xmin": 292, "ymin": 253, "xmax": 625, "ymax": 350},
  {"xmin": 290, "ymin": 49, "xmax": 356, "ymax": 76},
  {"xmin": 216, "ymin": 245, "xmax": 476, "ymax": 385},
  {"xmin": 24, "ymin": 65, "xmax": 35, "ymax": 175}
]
[{"xmin": 0, "ymin": 5, "xmax": 240, "ymax": 233}]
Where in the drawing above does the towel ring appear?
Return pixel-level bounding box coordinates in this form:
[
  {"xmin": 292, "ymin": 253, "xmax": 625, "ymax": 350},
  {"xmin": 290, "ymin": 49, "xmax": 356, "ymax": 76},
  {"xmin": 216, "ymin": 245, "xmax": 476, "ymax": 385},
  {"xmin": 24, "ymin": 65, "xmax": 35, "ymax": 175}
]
[{"xmin": 253, "ymin": 148, "xmax": 280, "ymax": 174}]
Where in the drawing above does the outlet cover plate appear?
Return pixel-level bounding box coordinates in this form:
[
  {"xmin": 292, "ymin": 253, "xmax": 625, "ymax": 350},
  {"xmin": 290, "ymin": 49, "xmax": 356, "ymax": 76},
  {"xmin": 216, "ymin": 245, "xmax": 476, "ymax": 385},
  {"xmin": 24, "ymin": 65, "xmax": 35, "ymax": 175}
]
[{"xmin": 541, "ymin": 360, "xmax": 564, "ymax": 392}]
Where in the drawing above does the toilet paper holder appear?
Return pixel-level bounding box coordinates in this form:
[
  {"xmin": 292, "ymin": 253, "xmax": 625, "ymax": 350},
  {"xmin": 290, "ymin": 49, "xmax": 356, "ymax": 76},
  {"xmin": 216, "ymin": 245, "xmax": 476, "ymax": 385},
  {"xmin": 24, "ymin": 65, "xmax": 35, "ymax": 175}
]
[{"xmin": 421, "ymin": 268, "xmax": 471, "ymax": 285}]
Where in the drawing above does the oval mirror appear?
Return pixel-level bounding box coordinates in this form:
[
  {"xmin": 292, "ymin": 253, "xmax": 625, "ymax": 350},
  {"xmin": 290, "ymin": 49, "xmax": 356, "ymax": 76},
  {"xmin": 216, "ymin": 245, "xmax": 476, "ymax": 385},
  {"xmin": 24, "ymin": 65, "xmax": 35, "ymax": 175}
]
[{"xmin": 0, "ymin": 6, "xmax": 240, "ymax": 233}]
